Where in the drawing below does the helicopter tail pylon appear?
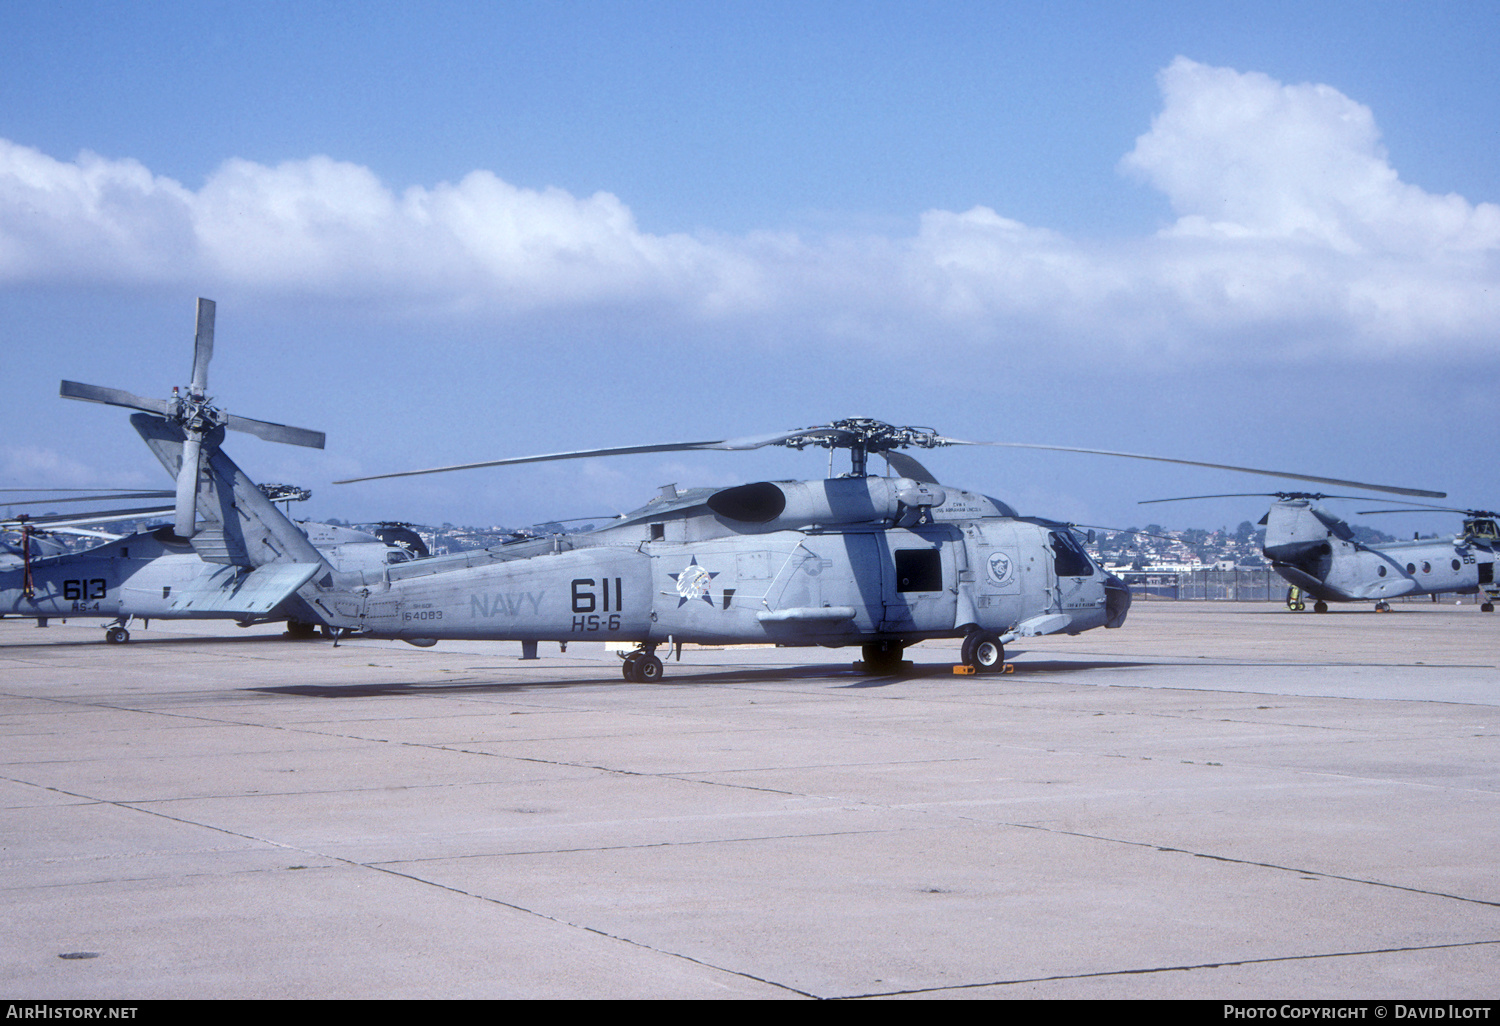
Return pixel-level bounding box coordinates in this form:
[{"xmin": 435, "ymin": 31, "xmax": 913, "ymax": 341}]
[{"xmin": 60, "ymin": 298, "xmax": 325, "ymax": 539}]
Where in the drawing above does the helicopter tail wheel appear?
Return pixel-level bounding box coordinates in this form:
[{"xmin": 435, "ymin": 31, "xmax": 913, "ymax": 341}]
[
  {"xmin": 1375, "ymin": 601, "xmax": 1391, "ymax": 613},
  {"xmin": 962, "ymin": 631, "xmax": 1005, "ymax": 673},
  {"xmin": 104, "ymin": 626, "xmax": 130, "ymax": 644}
]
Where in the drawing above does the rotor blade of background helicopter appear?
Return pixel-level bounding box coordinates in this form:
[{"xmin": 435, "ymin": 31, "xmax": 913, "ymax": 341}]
[
  {"xmin": 59, "ymin": 380, "xmax": 171, "ymax": 417},
  {"xmin": 3, "ymin": 505, "xmax": 176, "ymax": 529},
  {"xmin": 190, "ymin": 298, "xmax": 215, "ymax": 395},
  {"xmin": 0, "ymin": 491, "xmax": 175, "ymax": 507},
  {"xmin": 954, "ymin": 442, "xmax": 1446, "ymax": 499},
  {"xmin": 225, "ymin": 414, "xmax": 326, "ymax": 449},
  {"xmin": 0, "ymin": 487, "xmax": 175, "ymax": 494},
  {"xmin": 1355, "ymin": 506, "xmax": 1495, "ymax": 517},
  {"xmin": 332, "ymin": 429, "xmax": 838, "ymax": 484}
]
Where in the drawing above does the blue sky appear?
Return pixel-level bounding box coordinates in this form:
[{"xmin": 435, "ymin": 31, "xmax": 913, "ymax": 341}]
[{"xmin": 3, "ymin": 1, "xmax": 1498, "ymax": 536}]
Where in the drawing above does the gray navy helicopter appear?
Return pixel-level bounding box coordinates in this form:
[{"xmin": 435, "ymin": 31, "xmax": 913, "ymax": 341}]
[
  {"xmin": 1265, "ymin": 496, "xmax": 1496, "ymax": 612},
  {"xmin": 1, "ymin": 498, "xmax": 430, "ymax": 643},
  {"xmin": 0, "ymin": 301, "xmax": 426, "ymax": 643},
  {"xmin": 1143, "ymin": 493, "xmax": 1497, "ymax": 613},
  {"xmin": 26, "ymin": 299, "xmax": 1447, "ymax": 677}
]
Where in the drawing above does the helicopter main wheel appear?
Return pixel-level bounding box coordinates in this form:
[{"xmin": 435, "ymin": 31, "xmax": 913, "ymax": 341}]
[
  {"xmin": 104, "ymin": 626, "xmax": 130, "ymax": 644},
  {"xmin": 1482, "ymin": 603, "xmax": 1495, "ymax": 613},
  {"xmin": 962, "ymin": 631, "xmax": 1005, "ymax": 673},
  {"xmin": 622, "ymin": 653, "xmax": 665, "ymax": 683},
  {"xmin": 1314, "ymin": 601, "xmax": 1329, "ymax": 614},
  {"xmin": 861, "ymin": 641, "xmax": 905, "ymax": 674},
  {"xmin": 284, "ymin": 620, "xmax": 318, "ymax": 639}
]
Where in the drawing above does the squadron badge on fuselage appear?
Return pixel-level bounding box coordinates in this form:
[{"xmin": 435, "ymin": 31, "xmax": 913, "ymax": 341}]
[{"xmin": 670, "ymin": 557, "xmax": 719, "ymax": 607}]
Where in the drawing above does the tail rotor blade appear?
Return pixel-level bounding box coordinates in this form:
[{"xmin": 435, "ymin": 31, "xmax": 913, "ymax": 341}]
[
  {"xmin": 174, "ymin": 435, "xmax": 202, "ymax": 538},
  {"xmin": 226, "ymin": 414, "xmax": 326, "ymax": 449},
  {"xmin": 59, "ymin": 380, "xmax": 170, "ymax": 416},
  {"xmin": 191, "ymin": 298, "xmax": 215, "ymax": 395}
]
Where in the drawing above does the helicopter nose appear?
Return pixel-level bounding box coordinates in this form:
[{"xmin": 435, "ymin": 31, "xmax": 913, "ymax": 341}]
[{"xmin": 1104, "ymin": 573, "xmax": 1131, "ymax": 628}]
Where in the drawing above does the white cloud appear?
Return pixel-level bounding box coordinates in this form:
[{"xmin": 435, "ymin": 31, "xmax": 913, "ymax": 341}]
[
  {"xmin": 1, "ymin": 57, "xmax": 1496, "ymax": 361},
  {"xmin": 1, "ymin": 445, "xmax": 154, "ymax": 488},
  {"xmin": 1121, "ymin": 57, "xmax": 1500, "ymax": 257}
]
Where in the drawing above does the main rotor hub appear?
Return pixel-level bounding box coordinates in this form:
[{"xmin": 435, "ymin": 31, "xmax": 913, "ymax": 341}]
[
  {"xmin": 779, "ymin": 418, "xmax": 947, "ymax": 453},
  {"xmin": 778, "ymin": 418, "xmax": 951, "ymax": 476}
]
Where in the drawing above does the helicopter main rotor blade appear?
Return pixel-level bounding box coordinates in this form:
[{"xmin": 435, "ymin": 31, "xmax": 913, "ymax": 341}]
[
  {"xmin": 190, "ymin": 298, "xmax": 214, "ymax": 395},
  {"xmin": 960, "ymin": 442, "xmax": 1446, "ymax": 499},
  {"xmin": 881, "ymin": 450, "xmax": 940, "ymax": 484},
  {"xmin": 333, "ymin": 432, "xmax": 824, "ymax": 484},
  {"xmin": 59, "ymin": 380, "xmax": 170, "ymax": 417},
  {"xmin": 1137, "ymin": 493, "xmax": 1290, "ymax": 505},
  {"xmin": 1136, "ymin": 492, "xmax": 1421, "ymax": 506},
  {"xmin": 334, "ymin": 417, "xmax": 1446, "ymax": 500},
  {"xmin": 225, "ymin": 414, "xmax": 326, "ymax": 449}
]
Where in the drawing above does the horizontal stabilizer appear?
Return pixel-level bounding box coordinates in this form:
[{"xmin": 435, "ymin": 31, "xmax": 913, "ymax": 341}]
[{"xmin": 165, "ymin": 562, "xmax": 321, "ymax": 615}]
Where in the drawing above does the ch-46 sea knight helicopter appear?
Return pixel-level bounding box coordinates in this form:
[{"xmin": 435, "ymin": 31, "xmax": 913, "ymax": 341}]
[
  {"xmin": 0, "ymin": 301, "xmax": 424, "ymax": 643},
  {"xmin": 37, "ymin": 298, "xmax": 1446, "ymax": 677},
  {"xmin": 1142, "ymin": 493, "xmax": 1495, "ymax": 614}
]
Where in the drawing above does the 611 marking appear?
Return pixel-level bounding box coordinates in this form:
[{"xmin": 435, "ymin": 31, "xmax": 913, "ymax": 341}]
[{"xmin": 571, "ymin": 578, "xmax": 623, "ymax": 613}]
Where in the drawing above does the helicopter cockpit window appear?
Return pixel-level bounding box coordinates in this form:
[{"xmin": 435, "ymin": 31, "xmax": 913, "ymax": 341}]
[
  {"xmin": 386, "ymin": 549, "xmax": 412, "ymax": 564},
  {"xmin": 1049, "ymin": 531, "xmax": 1094, "ymax": 578},
  {"xmin": 895, "ymin": 549, "xmax": 942, "ymax": 592},
  {"xmin": 1469, "ymin": 519, "xmax": 1499, "ymax": 541}
]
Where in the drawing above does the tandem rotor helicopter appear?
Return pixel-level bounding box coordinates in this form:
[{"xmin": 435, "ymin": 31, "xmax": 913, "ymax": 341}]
[
  {"xmin": 11, "ymin": 299, "xmax": 1450, "ymax": 678},
  {"xmin": 1143, "ymin": 493, "xmax": 1499, "ymax": 613}
]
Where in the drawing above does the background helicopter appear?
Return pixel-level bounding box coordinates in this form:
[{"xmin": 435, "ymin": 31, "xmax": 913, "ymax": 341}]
[
  {"xmin": 44, "ymin": 300, "xmax": 1447, "ymax": 677},
  {"xmin": 1143, "ymin": 492, "xmax": 1496, "ymax": 613},
  {"xmin": 1, "ymin": 484, "xmax": 431, "ymax": 643},
  {"xmin": 1, "ymin": 302, "xmax": 422, "ymax": 643}
]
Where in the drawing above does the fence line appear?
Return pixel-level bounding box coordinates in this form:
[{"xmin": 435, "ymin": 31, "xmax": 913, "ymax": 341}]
[{"xmin": 1118, "ymin": 570, "xmax": 1460, "ymax": 603}]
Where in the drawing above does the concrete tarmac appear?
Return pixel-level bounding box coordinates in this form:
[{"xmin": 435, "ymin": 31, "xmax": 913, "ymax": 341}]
[{"xmin": 1, "ymin": 602, "xmax": 1497, "ymax": 1000}]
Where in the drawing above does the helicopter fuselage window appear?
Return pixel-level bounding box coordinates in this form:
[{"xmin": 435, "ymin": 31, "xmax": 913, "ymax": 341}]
[{"xmin": 894, "ymin": 549, "xmax": 942, "ymax": 592}]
